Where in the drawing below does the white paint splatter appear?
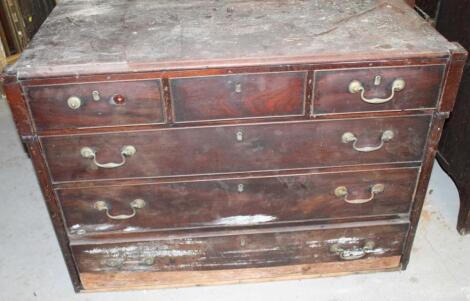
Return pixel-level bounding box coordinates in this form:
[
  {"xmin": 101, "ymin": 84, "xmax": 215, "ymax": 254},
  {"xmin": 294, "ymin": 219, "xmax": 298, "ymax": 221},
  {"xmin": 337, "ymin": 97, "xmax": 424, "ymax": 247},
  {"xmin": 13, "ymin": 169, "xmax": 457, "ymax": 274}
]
[
  {"xmin": 306, "ymin": 240, "xmax": 321, "ymax": 248},
  {"xmin": 326, "ymin": 237, "xmax": 361, "ymax": 244},
  {"xmin": 94, "ymin": 224, "xmax": 115, "ymax": 231},
  {"xmin": 368, "ymin": 248, "xmax": 388, "ymax": 255},
  {"xmin": 122, "ymin": 226, "xmax": 145, "ymax": 232},
  {"xmin": 209, "ymin": 215, "xmax": 277, "ymax": 226},
  {"xmin": 223, "ymin": 247, "xmax": 280, "ymax": 254},
  {"xmin": 152, "ymin": 249, "xmax": 201, "ymax": 257},
  {"xmin": 84, "ymin": 245, "xmax": 202, "ymax": 257},
  {"xmin": 177, "ymin": 238, "xmax": 204, "ymax": 245},
  {"xmin": 85, "ymin": 245, "xmax": 138, "ymax": 255}
]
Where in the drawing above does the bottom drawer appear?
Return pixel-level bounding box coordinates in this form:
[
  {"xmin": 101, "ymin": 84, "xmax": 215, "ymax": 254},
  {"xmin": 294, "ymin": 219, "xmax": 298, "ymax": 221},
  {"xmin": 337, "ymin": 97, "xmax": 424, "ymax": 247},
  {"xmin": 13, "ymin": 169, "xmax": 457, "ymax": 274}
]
[
  {"xmin": 80, "ymin": 255, "xmax": 401, "ymax": 291},
  {"xmin": 72, "ymin": 220, "xmax": 408, "ymax": 276}
]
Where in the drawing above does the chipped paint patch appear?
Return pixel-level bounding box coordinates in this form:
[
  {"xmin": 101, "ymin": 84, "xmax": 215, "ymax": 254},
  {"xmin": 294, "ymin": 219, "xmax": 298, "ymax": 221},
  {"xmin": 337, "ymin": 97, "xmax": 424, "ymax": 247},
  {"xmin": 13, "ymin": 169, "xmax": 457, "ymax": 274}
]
[
  {"xmin": 177, "ymin": 238, "xmax": 204, "ymax": 245},
  {"xmin": 223, "ymin": 247, "xmax": 280, "ymax": 254},
  {"xmin": 84, "ymin": 244, "xmax": 202, "ymax": 258},
  {"xmin": 94, "ymin": 224, "xmax": 115, "ymax": 231},
  {"xmin": 306, "ymin": 240, "xmax": 321, "ymax": 248},
  {"xmin": 368, "ymin": 248, "xmax": 388, "ymax": 255},
  {"xmin": 209, "ymin": 215, "xmax": 277, "ymax": 226},
  {"xmin": 85, "ymin": 245, "xmax": 138, "ymax": 255},
  {"xmin": 122, "ymin": 226, "xmax": 145, "ymax": 232},
  {"xmin": 326, "ymin": 237, "xmax": 361, "ymax": 244},
  {"xmin": 152, "ymin": 249, "xmax": 201, "ymax": 257}
]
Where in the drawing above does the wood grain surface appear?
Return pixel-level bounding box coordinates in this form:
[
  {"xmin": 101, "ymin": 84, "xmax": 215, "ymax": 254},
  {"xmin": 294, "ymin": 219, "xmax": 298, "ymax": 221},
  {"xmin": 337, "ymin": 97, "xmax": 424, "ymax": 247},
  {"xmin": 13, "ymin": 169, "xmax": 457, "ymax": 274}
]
[
  {"xmin": 171, "ymin": 71, "xmax": 306, "ymax": 122},
  {"xmin": 72, "ymin": 222, "xmax": 408, "ymax": 273},
  {"xmin": 313, "ymin": 64, "xmax": 445, "ymax": 114},
  {"xmin": 6, "ymin": 0, "xmax": 454, "ymax": 78},
  {"xmin": 41, "ymin": 116, "xmax": 431, "ymax": 183},
  {"xmin": 57, "ymin": 167, "xmax": 418, "ymax": 235}
]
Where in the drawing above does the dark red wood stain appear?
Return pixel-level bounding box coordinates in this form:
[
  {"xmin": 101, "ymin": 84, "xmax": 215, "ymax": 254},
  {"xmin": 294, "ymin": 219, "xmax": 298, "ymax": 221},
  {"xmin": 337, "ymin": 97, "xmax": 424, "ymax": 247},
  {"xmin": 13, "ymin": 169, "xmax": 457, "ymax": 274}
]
[
  {"xmin": 313, "ymin": 65, "xmax": 445, "ymax": 114},
  {"xmin": 41, "ymin": 116, "xmax": 431, "ymax": 183},
  {"xmin": 58, "ymin": 168, "xmax": 418, "ymax": 235},
  {"xmin": 170, "ymin": 72, "xmax": 306, "ymax": 122},
  {"xmin": 26, "ymin": 80, "xmax": 164, "ymax": 131}
]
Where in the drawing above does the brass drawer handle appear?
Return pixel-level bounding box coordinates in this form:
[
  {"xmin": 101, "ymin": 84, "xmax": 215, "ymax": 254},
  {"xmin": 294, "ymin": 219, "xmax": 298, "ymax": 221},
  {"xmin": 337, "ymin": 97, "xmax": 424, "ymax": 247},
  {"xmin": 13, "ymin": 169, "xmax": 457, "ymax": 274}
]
[
  {"xmin": 330, "ymin": 240, "xmax": 375, "ymax": 260},
  {"xmin": 94, "ymin": 198, "xmax": 146, "ymax": 220},
  {"xmin": 348, "ymin": 78, "xmax": 405, "ymax": 104},
  {"xmin": 342, "ymin": 130, "xmax": 394, "ymax": 152},
  {"xmin": 104, "ymin": 258, "xmax": 125, "ymax": 268},
  {"xmin": 80, "ymin": 145, "xmax": 136, "ymax": 169},
  {"xmin": 334, "ymin": 184, "xmax": 384, "ymax": 204}
]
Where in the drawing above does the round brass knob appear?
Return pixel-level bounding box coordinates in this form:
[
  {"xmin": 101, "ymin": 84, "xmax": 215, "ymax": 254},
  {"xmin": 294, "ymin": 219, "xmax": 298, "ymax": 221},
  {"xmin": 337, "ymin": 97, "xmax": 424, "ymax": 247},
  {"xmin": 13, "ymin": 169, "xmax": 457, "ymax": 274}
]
[{"xmin": 67, "ymin": 96, "xmax": 82, "ymax": 110}]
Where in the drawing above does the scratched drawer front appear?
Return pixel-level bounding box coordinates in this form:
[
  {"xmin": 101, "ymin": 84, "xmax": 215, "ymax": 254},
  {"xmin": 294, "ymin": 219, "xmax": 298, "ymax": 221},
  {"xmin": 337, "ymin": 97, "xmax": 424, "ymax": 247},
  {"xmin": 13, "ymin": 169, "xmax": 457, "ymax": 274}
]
[
  {"xmin": 59, "ymin": 168, "xmax": 418, "ymax": 236},
  {"xmin": 41, "ymin": 115, "xmax": 430, "ymax": 183},
  {"xmin": 170, "ymin": 72, "xmax": 306, "ymax": 122},
  {"xmin": 313, "ymin": 65, "xmax": 445, "ymax": 114},
  {"xmin": 26, "ymin": 80, "xmax": 164, "ymax": 131},
  {"xmin": 72, "ymin": 222, "xmax": 408, "ymax": 273}
]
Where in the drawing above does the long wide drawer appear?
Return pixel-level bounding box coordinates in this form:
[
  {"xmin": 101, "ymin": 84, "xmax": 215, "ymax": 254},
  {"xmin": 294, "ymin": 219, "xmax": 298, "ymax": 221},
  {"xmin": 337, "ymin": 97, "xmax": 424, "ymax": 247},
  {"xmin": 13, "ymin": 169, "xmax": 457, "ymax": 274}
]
[
  {"xmin": 42, "ymin": 116, "xmax": 431, "ymax": 183},
  {"xmin": 72, "ymin": 221, "xmax": 409, "ymax": 273},
  {"xmin": 59, "ymin": 168, "xmax": 419, "ymax": 236}
]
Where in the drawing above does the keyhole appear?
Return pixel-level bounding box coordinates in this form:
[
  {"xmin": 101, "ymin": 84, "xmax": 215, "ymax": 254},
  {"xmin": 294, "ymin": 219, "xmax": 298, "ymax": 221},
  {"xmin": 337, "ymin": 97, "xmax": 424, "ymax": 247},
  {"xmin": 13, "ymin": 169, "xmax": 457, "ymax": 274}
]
[
  {"xmin": 237, "ymin": 184, "xmax": 244, "ymax": 193},
  {"xmin": 374, "ymin": 75, "xmax": 382, "ymax": 86},
  {"xmin": 92, "ymin": 90, "xmax": 101, "ymax": 101},
  {"xmin": 235, "ymin": 83, "xmax": 242, "ymax": 93},
  {"xmin": 236, "ymin": 131, "xmax": 243, "ymax": 142}
]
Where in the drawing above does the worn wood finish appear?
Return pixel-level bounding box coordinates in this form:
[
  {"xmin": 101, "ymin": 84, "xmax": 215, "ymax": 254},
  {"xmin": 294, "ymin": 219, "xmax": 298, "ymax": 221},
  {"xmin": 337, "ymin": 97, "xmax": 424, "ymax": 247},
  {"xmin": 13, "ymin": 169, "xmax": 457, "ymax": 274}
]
[
  {"xmin": 7, "ymin": 0, "xmax": 454, "ymax": 78},
  {"xmin": 401, "ymin": 112, "xmax": 446, "ymax": 268},
  {"xmin": 2, "ymin": 76, "xmax": 33, "ymax": 138},
  {"xmin": 26, "ymin": 79, "xmax": 165, "ymax": 131},
  {"xmin": 313, "ymin": 65, "xmax": 445, "ymax": 115},
  {"xmin": 52, "ymin": 162, "xmax": 421, "ymax": 191},
  {"xmin": 171, "ymin": 71, "xmax": 306, "ymax": 122},
  {"xmin": 72, "ymin": 222, "xmax": 408, "ymax": 273},
  {"xmin": 25, "ymin": 141, "xmax": 83, "ymax": 291},
  {"xmin": 58, "ymin": 168, "xmax": 419, "ymax": 236},
  {"xmin": 1, "ymin": 0, "xmax": 465, "ymax": 292},
  {"xmin": 41, "ymin": 116, "xmax": 431, "ymax": 183},
  {"xmin": 438, "ymin": 44, "xmax": 468, "ymax": 112},
  {"xmin": 80, "ymin": 256, "xmax": 401, "ymax": 291}
]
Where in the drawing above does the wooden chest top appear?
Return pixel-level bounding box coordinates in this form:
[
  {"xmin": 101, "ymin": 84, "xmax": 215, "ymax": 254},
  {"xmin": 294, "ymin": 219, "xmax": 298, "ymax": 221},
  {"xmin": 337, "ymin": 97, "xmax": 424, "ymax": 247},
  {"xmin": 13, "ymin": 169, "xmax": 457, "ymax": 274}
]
[{"xmin": 7, "ymin": 0, "xmax": 456, "ymax": 78}]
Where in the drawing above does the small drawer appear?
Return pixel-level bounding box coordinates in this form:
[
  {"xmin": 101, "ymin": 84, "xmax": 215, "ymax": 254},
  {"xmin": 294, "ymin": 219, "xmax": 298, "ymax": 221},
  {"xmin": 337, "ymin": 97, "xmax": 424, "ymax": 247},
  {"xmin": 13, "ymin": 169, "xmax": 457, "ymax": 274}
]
[
  {"xmin": 25, "ymin": 79, "xmax": 164, "ymax": 131},
  {"xmin": 41, "ymin": 115, "xmax": 431, "ymax": 182},
  {"xmin": 59, "ymin": 168, "xmax": 418, "ymax": 236},
  {"xmin": 170, "ymin": 72, "xmax": 306, "ymax": 122},
  {"xmin": 313, "ymin": 65, "xmax": 445, "ymax": 115},
  {"xmin": 72, "ymin": 221, "xmax": 408, "ymax": 273}
]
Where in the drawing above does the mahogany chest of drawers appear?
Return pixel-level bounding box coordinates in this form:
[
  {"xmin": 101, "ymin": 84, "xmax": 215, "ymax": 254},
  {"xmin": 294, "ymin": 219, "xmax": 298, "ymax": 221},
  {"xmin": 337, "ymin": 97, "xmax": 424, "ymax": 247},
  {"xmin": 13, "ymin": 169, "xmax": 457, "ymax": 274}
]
[{"xmin": 2, "ymin": 0, "xmax": 467, "ymax": 292}]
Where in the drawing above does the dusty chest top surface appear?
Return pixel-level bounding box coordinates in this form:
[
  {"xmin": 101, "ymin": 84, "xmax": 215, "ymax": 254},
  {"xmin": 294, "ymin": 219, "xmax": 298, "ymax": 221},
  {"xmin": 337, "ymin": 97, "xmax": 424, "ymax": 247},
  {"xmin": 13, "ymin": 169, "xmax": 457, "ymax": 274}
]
[{"xmin": 8, "ymin": 0, "xmax": 455, "ymax": 78}]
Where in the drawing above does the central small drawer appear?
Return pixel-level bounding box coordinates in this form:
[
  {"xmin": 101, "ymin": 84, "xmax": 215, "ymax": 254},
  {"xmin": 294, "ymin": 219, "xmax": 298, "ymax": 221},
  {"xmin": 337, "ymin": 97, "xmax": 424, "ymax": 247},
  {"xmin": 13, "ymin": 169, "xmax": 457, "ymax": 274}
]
[
  {"xmin": 41, "ymin": 115, "xmax": 431, "ymax": 182},
  {"xmin": 170, "ymin": 72, "xmax": 306, "ymax": 122},
  {"xmin": 59, "ymin": 168, "xmax": 418, "ymax": 236},
  {"xmin": 72, "ymin": 221, "xmax": 408, "ymax": 274}
]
